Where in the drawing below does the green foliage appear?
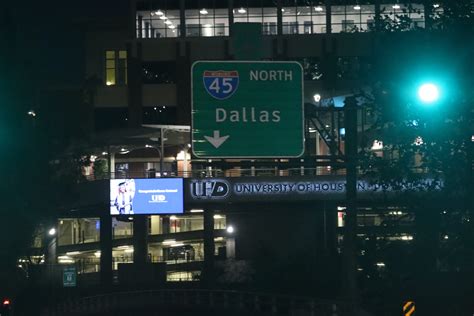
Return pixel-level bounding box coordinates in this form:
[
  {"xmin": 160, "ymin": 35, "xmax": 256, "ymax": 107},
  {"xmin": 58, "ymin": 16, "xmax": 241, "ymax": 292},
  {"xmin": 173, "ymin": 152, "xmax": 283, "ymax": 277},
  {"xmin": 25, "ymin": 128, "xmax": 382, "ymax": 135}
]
[{"xmin": 93, "ymin": 159, "xmax": 109, "ymax": 180}]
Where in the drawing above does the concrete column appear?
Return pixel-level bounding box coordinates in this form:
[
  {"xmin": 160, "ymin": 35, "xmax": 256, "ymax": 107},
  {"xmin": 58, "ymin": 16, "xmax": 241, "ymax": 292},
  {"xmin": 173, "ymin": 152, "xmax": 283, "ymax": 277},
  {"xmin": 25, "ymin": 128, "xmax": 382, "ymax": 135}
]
[
  {"xmin": 107, "ymin": 147, "xmax": 115, "ymax": 178},
  {"xmin": 277, "ymin": 0, "xmax": 283, "ymax": 36},
  {"xmin": 162, "ymin": 216, "xmax": 170, "ymax": 234},
  {"xmin": 175, "ymin": 47, "xmax": 190, "ymax": 125},
  {"xmin": 374, "ymin": 0, "xmax": 381, "ymax": 32},
  {"xmin": 325, "ymin": 0, "xmax": 332, "ymax": 34},
  {"xmin": 100, "ymin": 213, "xmax": 113, "ymax": 286},
  {"xmin": 228, "ymin": 0, "xmax": 234, "ymax": 36},
  {"xmin": 127, "ymin": 42, "xmax": 143, "ymax": 128},
  {"xmin": 179, "ymin": 0, "xmax": 186, "ymax": 37},
  {"xmin": 203, "ymin": 209, "xmax": 215, "ymax": 283},
  {"xmin": 45, "ymin": 233, "xmax": 57, "ymax": 265},
  {"xmin": 423, "ymin": 1, "xmax": 433, "ymax": 30},
  {"xmin": 133, "ymin": 216, "xmax": 148, "ymax": 264}
]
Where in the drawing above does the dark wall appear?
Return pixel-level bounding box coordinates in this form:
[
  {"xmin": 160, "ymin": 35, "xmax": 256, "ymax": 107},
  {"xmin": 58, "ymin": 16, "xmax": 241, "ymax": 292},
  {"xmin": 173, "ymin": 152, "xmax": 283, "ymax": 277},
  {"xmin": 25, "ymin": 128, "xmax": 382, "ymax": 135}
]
[{"xmin": 228, "ymin": 204, "xmax": 340, "ymax": 297}]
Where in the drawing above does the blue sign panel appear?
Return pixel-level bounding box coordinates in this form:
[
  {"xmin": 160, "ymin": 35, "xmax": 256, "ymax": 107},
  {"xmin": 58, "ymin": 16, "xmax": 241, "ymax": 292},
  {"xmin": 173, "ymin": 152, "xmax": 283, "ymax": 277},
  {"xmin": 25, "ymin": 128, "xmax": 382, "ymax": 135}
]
[
  {"xmin": 110, "ymin": 178, "xmax": 184, "ymax": 215},
  {"xmin": 203, "ymin": 70, "xmax": 239, "ymax": 100}
]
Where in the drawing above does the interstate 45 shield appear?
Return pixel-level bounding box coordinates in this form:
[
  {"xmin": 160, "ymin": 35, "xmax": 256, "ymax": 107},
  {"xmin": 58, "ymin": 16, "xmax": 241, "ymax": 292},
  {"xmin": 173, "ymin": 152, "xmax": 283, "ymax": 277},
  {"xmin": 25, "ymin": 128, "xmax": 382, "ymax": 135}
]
[{"xmin": 203, "ymin": 70, "xmax": 239, "ymax": 100}]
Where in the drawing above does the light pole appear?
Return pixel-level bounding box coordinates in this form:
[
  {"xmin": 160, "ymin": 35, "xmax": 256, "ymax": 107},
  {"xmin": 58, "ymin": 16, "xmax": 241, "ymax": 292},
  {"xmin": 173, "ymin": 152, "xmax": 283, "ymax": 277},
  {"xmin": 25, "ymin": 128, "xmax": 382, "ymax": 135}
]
[{"xmin": 343, "ymin": 95, "xmax": 358, "ymax": 311}]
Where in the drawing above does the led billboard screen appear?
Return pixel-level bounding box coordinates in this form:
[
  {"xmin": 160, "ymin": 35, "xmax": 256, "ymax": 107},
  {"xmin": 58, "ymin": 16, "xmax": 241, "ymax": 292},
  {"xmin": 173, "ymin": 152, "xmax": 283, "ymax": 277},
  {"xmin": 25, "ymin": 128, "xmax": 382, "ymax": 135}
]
[{"xmin": 110, "ymin": 178, "xmax": 184, "ymax": 215}]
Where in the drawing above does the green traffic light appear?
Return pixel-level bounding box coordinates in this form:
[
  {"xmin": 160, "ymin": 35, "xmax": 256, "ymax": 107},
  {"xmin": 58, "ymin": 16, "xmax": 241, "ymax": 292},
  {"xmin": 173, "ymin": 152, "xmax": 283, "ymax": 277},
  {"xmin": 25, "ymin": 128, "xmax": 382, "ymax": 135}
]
[{"xmin": 417, "ymin": 83, "xmax": 440, "ymax": 104}]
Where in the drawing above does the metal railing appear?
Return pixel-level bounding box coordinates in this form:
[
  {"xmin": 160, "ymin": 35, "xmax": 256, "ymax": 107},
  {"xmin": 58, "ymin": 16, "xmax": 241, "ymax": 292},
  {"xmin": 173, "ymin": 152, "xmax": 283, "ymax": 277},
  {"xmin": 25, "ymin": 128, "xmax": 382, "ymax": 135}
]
[
  {"xmin": 84, "ymin": 168, "xmax": 347, "ymax": 181},
  {"xmin": 42, "ymin": 289, "xmax": 351, "ymax": 316}
]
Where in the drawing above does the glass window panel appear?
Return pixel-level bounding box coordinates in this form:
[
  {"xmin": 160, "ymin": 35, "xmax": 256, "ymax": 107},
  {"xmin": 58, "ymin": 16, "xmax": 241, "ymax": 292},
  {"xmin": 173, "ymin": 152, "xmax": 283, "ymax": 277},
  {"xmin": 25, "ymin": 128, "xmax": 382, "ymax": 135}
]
[
  {"xmin": 297, "ymin": 13, "xmax": 312, "ymax": 30},
  {"xmin": 199, "ymin": 15, "xmax": 214, "ymax": 25},
  {"xmin": 248, "ymin": 16, "xmax": 263, "ymax": 23},
  {"xmin": 106, "ymin": 51, "xmax": 115, "ymax": 59},
  {"xmin": 234, "ymin": 7, "xmax": 248, "ymax": 22},
  {"xmin": 248, "ymin": 7, "xmax": 263, "ymax": 17},
  {"xmin": 214, "ymin": 8, "xmax": 228, "ymax": 18},
  {"xmin": 185, "ymin": 9, "xmax": 200, "ymax": 18},
  {"xmin": 282, "ymin": 7, "xmax": 296, "ymax": 16},
  {"xmin": 283, "ymin": 21, "xmax": 299, "ymax": 34},
  {"xmin": 263, "ymin": 7, "xmax": 277, "ymax": 16},
  {"xmin": 261, "ymin": 22, "xmax": 276, "ymax": 35},
  {"xmin": 215, "ymin": 23, "xmax": 227, "ymax": 36},
  {"xmin": 186, "ymin": 18, "xmax": 201, "ymax": 36},
  {"xmin": 106, "ymin": 60, "xmax": 116, "ymax": 69},
  {"xmin": 106, "ymin": 69, "xmax": 116, "ymax": 85},
  {"xmin": 112, "ymin": 219, "xmax": 133, "ymax": 239},
  {"xmin": 119, "ymin": 50, "xmax": 127, "ymax": 59},
  {"xmin": 331, "ymin": 5, "xmax": 345, "ymax": 33},
  {"xmin": 165, "ymin": 10, "xmax": 180, "ymax": 20},
  {"xmin": 201, "ymin": 24, "xmax": 214, "ymax": 37},
  {"xmin": 301, "ymin": 20, "xmax": 313, "ymax": 34},
  {"xmin": 297, "ymin": 5, "xmax": 312, "ymax": 16}
]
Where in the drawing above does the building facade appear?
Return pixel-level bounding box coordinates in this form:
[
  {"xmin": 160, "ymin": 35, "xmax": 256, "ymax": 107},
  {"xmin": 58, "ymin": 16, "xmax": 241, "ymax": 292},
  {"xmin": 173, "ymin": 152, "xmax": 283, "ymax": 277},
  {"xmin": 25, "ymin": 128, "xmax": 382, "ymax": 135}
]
[{"xmin": 22, "ymin": 2, "xmax": 473, "ymax": 311}]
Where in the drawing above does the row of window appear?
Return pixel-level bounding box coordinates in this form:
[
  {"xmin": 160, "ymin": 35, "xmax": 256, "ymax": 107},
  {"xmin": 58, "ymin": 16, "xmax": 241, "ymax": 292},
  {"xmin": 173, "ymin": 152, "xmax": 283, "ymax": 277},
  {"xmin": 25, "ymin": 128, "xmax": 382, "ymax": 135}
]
[
  {"xmin": 106, "ymin": 52, "xmax": 373, "ymax": 87},
  {"xmin": 57, "ymin": 215, "xmax": 227, "ymax": 247},
  {"xmin": 136, "ymin": 2, "xmax": 430, "ymax": 38}
]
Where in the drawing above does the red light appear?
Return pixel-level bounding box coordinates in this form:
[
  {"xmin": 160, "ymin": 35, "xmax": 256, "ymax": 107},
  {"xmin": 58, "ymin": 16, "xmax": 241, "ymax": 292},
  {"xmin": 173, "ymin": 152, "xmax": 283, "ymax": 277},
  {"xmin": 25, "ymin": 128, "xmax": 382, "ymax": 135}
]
[{"xmin": 2, "ymin": 299, "xmax": 10, "ymax": 305}]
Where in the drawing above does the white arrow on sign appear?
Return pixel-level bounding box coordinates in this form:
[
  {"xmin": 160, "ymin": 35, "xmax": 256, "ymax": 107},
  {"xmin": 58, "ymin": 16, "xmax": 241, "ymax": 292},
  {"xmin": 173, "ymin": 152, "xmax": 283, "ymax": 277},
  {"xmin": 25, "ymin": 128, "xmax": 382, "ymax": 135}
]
[{"xmin": 204, "ymin": 130, "xmax": 230, "ymax": 148}]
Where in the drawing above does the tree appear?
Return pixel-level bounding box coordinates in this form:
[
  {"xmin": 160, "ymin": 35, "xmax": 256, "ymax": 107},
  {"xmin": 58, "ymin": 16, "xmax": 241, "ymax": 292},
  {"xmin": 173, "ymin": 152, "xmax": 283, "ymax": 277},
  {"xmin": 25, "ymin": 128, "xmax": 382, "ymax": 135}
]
[{"xmin": 353, "ymin": 20, "xmax": 474, "ymax": 311}]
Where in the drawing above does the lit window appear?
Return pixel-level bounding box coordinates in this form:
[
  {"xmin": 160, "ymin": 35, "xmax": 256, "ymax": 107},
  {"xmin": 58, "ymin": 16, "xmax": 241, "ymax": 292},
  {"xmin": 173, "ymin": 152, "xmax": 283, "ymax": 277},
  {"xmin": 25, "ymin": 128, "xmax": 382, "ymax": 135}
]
[{"xmin": 105, "ymin": 50, "xmax": 127, "ymax": 86}]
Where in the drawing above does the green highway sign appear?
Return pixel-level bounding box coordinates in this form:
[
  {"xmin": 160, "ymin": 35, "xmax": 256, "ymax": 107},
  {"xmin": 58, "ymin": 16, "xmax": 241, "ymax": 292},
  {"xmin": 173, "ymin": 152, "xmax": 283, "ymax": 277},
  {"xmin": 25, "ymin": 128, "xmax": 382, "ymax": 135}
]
[
  {"xmin": 191, "ymin": 61, "xmax": 304, "ymax": 158},
  {"xmin": 63, "ymin": 266, "xmax": 77, "ymax": 287}
]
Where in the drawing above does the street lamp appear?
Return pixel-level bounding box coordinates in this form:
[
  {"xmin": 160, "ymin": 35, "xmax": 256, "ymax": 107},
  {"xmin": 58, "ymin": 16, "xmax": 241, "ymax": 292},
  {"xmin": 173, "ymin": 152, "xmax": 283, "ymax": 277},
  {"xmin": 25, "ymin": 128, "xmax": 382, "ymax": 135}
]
[{"xmin": 48, "ymin": 227, "xmax": 56, "ymax": 236}]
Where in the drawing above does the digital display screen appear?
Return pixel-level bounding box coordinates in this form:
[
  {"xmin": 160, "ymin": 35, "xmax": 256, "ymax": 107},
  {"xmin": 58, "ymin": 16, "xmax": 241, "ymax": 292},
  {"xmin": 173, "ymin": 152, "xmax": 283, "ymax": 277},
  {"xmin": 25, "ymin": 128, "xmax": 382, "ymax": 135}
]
[{"xmin": 110, "ymin": 178, "xmax": 184, "ymax": 215}]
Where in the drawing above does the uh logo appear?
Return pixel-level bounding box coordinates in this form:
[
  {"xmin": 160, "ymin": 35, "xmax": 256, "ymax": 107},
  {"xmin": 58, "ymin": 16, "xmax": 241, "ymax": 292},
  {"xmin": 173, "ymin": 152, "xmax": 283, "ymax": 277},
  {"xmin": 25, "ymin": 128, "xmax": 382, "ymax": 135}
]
[
  {"xmin": 203, "ymin": 70, "xmax": 239, "ymax": 100},
  {"xmin": 191, "ymin": 180, "xmax": 230, "ymax": 199}
]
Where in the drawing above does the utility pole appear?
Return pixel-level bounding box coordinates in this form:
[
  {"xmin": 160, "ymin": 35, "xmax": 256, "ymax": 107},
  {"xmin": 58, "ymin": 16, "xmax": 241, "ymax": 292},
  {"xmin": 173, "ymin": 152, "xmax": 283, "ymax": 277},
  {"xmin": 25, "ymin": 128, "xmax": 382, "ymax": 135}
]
[{"xmin": 343, "ymin": 96, "xmax": 358, "ymax": 312}]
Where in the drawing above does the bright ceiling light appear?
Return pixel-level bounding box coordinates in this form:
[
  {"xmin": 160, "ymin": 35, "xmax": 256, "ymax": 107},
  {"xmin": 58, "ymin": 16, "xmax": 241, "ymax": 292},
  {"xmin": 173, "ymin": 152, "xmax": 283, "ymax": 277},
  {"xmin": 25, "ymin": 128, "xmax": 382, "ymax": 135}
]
[
  {"xmin": 200, "ymin": 8, "xmax": 208, "ymax": 15},
  {"xmin": 164, "ymin": 20, "xmax": 172, "ymax": 25},
  {"xmin": 159, "ymin": 15, "xmax": 167, "ymax": 20},
  {"xmin": 170, "ymin": 243, "xmax": 185, "ymax": 247},
  {"xmin": 313, "ymin": 93, "xmax": 321, "ymax": 102},
  {"xmin": 48, "ymin": 228, "xmax": 56, "ymax": 236},
  {"xmin": 168, "ymin": 25, "xmax": 176, "ymax": 29},
  {"xmin": 226, "ymin": 225, "xmax": 235, "ymax": 234},
  {"xmin": 155, "ymin": 10, "xmax": 164, "ymax": 16},
  {"xmin": 314, "ymin": 6, "xmax": 323, "ymax": 12},
  {"xmin": 392, "ymin": 4, "xmax": 401, "ymax": 9},
  {"xmin": 162, "ymin": 239, "xmax": 176, "ymax": 245},
  {"xmin": 190, "ymin": 209, "xmax": 204, "ymax": 213},
  {"xmin": 237, "ymin": 7, "xmax": 246, "ymax": 14},
  {"xmin": 354, "ymin": 5, "xmax": 361, "ymax": 10}
]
